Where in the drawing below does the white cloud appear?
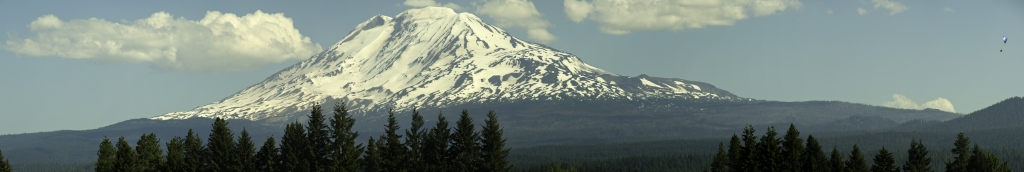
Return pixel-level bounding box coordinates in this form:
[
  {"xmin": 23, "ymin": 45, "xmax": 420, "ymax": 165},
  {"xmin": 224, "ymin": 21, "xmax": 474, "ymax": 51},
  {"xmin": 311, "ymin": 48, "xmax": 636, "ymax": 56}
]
[
  {"xmin": 944, "ymin": 7, "xmax": 954, "ymax": 12},
  {"xmin": 858, "ymin": 8, "xmax": 868, "ymax": 15},
  {"xmin": 5, "ymin": 11, "xmax": 322, "ymax": 73},
  {"xmin": 561, "ymin": 0, "xmax": 801, "ymax": 35},
  {"xmin": 475, "ymin": 0, "xmax": 556, "ymax": 43},
  {"xmin": 872, "ymin": 0, "xmax": 908, "ymax": 15},
  {"xmin": 883, "ymin": 94, "xmax": 956, "ymax": 113},
  {"xmin": 404, "ymin": 0, "xmax": 464, "ymax": 11},
  {"xmin": 827, "ymin": 9, "xmax": 834, "ymax": 15}
]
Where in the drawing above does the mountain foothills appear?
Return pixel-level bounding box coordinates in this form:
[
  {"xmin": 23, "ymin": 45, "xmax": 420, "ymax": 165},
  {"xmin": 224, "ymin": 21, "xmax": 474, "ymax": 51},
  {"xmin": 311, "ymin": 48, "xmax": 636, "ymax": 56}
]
[{"xmin": 3, "ymin": 7, "xmax": 1019, "ymax": 169}]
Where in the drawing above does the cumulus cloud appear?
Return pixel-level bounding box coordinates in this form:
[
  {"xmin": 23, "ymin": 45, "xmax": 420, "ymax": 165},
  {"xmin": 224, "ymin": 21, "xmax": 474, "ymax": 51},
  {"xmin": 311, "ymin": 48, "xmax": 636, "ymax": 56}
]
[
  {"xmin": 858, "ymin": 8, "xmax": 868, "ymax": 15},
  {"xmin": 562, "ymin": 0, "xmax": 801, "ymax": 35},
  {"xmin": 872, "ymin": 0, "xmax": 908, "ymax": 15},
  {"xmin": 883, "ymin": 94, "xmax": 956, "ymax": 113},
  {"xmin": 475, "ymin": 0, "xmax": 557, "ymax": 43},
  {"xmin": 404, "ymin": 0, "xmax": 464, "ymax": 11},
  {"xmin": 5, "ymin": 11, "xmax": 322, "ymax": 73}
]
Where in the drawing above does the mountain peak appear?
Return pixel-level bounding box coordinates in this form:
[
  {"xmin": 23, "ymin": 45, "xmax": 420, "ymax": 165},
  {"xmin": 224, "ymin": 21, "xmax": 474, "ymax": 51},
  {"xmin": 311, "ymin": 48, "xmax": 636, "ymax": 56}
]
[{"xmin": 153, "ymin": 7, "xmax": 743, "ymax": 121}]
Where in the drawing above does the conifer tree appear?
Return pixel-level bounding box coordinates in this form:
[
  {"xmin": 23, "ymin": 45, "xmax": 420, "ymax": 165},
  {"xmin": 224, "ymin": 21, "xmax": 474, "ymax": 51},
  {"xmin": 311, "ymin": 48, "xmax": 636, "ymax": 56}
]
[
  {"xmin": 305, "ymin": 103, "xmax": 330, "ymax": 171},
  {"xmin": 902, "ymin": 139, "xmax": 932, "ymax": 172},
  {"xmin": 163, "ymin": 136, "xmax": 186, "ymax": 172},
  {"xmin": 237, "ymin": 128, "xmax": 256, "ymax": 172},
  {"xmin": 844, "ymin": 144, "xmax": 868, "ymax": 172},
  {"xmin": 756, "ymin": 126, "xmax": 782, "ymax": 171},
  {"xmin": 363, "ymin": 137, "xmax": 383, "ymax": 172},
  {"xmin": 0, "ymin": 148, "xmax": 9, "ymax": 172},
  {"xmin": 800, "ymin": 135, "xmax": 827, "ymax": 172},
  {"xmin": 829, "ymin": 147, "xmax": 843, "ymax": 172},
  {"xmin": 739, "ymin": 125, "xmax": 758, "ymax": 172},
  {"xmin": 183, "ymin": 129, "xmax": 204, "ymax": 172},
  {"xmin": 946, "ymin": 133, "xmax": 971, "ymax": 172},
  {"xmin": 451, "ymin": 109, "xmax": 480, "ymax": 172},
  {"xmin": 115, "ymin": 136, "xmax": 139, "ymax": 172},
  {"xmin": 254, "ymin": 137, "xmax": 278, "ymax": 172},
  {"xmin": 781, "ymin": 124, "xmax": 803, "ymax": 172},
  {"xmin": 380, "ymin": 110, "xmax": 407, "ymax": 172},
  {"xmin": 279, "ymin": 122, "xmax": 309, "ymax": 172},
  {"xmin": 480, "ymin": 110, "xmax": 512, "ymax": 172},
  {"xmin": 206, "ymin": 117, "xmax": 236, "ymax": 171},
  {"xmin": 423, "ymin": 112, "xmax": 451, "ymax": 172},
  {"xmin": 710, "ymin": 143, "xmax": 729, "ymax": 172},
  {"xmin": 727, "ymin": 134, "xmax": 741, "ymax": 171},
  {"xmin": 136, "ymin": 133, "xmax": 163, "ymax": 172},
  {"xmin": 96, "ymin": 137, "xmax": 116, "ymax": 172},
  {"xmin": 870, "ymin": 147, "xmax": 897, "ymax": 172},
  {"xmin": 966, "ymin": 144, "xmax": 1011, "ymax": 172},
  {"xmin": 405, "ymin": 109, "xmax": 426, "ymax": 171},
  {"xmin": 328, "ymin": 101, "xmax": 362, "ymax": 172}
]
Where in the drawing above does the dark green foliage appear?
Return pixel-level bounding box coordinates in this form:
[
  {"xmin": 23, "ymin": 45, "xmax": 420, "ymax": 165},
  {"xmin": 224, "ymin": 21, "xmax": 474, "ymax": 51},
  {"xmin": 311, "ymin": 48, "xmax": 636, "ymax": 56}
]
[
  {"xmin": 114, "ymin": 136, "xmax": 138, "ymax": 172},
  {"xmin": 205, "ymin": 117, "xmax": 236, "ymax": 171},
  {"xmin": 328, "ymin": 102, "xmax": 362, "ymax": 172},
  {"xmin": 405, "ymin": 109, "xmax": 426, "ymax": 171},
  {"xmin": 710, "ymin": 143, "xmax": 728, "ymax": 172},
  {"xmin": 756, "ymin": 126, "xmax": 782, "ymax": 171},
  {"xmin": 844, "ymin": 144, "xmax": 868, "ymax": 172},
  {"xmin": 379, "ymin": 109, "xmax": 408, "ymax": 172},
  {"xmin": 363, "ymin": 137, "xmax": 382, "ymax": 172},
  {"xmin": 451, "ymin": 109, "xmax": 481, "ymax": 172},
  {"xmin": 739, "ymin": 125, "xmax": 757, "ymax": 172},
  {"xmin": 0, "ymin": 149, "xmax": 10, "ymax": 172},
  {"xmin": 481, "ymin": 110, "xmax": 512, "ymax": 172},
  {"xmin": 800, "ymin": 135, "xmax": 827, "ymax": 172},
  {"xmin": 726, "ymin": 134, "xmax": 740, "ymax": 171},
  {"xmin": 966, "ymin": 144, "xmax": 1011, "ymax": 172},
  {"xmin": 95, "ymin": 137, "xmax": 115, "ymax": 172},
  {"xmin": 423, "ymin": 112, "xmax": 451, "ymax": 172},
  {"xmin": 236, "ymin": 129, "xmax": 256, "ymax": 171},
  {"xmin": 903, "ymin": 139, "xmax": 932, "ymax": 172},
  {"xmin": 163, "ymin": 136, "xmax": 185, "ymax": 172},
  {"xmin": 183, "ymin": 129, "xmax": 203, "ymax": 172},
  {"xmin": 135, "ymin": 133, "xmax": 162, "ymax": 172},
  {"xmin": 254, "ymin": 137, "xmax": 277, "ymax": 172},
  {"xmin": 279, "ymin": 122, "xmax": 308, "ymax": 172},
  {"xmin": 781, "ymin": 124, "xmax": 803, "ymax": 172},
  {"xmin": 829, "ymin": 147, "xmax": 843, "ymax": 172},
  {"xmin": 946, "ymin": 132, "xmax": 971, "ymax": 172},
  {"xmin": 870, "ymin": 147, "xmax": 897, "ymax": 172},
  {"xmin": 305, "ymin": 103, "xmax": 330, "ymax": 171}
]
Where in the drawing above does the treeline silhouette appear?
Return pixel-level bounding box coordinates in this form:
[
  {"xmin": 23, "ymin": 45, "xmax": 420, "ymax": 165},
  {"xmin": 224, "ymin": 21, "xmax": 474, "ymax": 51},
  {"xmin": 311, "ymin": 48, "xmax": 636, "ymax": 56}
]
[
  {"xmin": 708, "ymin": 124, "xmax": 1011, "ymax": 172},
  {"xmin": 92, "ymin": 102, "xmax": 511, "ymax": 172}
]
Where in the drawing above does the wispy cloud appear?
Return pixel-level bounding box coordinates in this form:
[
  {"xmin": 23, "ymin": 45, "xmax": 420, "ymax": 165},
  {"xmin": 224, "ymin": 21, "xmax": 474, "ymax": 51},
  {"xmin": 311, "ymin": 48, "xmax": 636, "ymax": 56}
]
[
  {"xmin": 475, "ymin": 0, "xmax": 556, "ymax": 43},
  {"xmin": 872, "ymin": 0, "xmax": 908, "ymax": 15},
  {"xmin": 858, "ymin": 8, "xmax": 868, "ymax": 15},
  {"xmin": 562, "ymin": 0, "xmax": 802, "ymax": 35},
  {"xmin": 404, "ymin": 0, "xmax": 463, "ymax": 11},
  {"xmin": 827, "ymin": 9, "xmax": 834, "ymax": 15},
  {"xmin": 883, "ymin": 94, "xmax": 956, "ymax": 113},
  {"xmin": 5, "ymin": 11, "xmax": 322, "ymax": 73},
  {"xmin": 944, "ymin": 7, "xmax": 954, "ymax": 12}
]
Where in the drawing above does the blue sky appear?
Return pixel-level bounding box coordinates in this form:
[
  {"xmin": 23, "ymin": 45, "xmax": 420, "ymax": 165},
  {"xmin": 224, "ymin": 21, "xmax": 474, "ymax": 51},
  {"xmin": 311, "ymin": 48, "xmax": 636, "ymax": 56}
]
[{"xmin": 0, "ymin": 0, "xmax": 1021, "ymax": 134}]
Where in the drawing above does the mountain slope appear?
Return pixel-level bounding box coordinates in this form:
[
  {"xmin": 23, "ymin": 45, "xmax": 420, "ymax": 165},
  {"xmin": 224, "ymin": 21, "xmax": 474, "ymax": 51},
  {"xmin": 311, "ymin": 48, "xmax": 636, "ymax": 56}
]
[
  {"xmin": 903, "ymin": 97, "xmax": 1024, "ymax": 131},
  {"xmin": 154, "ymin": 7, "xmax": 741, "ymax": 121}
]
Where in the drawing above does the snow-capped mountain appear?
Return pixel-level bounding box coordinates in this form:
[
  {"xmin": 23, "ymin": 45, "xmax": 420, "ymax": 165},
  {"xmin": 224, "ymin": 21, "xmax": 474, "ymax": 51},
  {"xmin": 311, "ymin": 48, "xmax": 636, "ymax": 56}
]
[{"xmin": 153, "ymin": 7, "xmax": 742, "ymax": 121}]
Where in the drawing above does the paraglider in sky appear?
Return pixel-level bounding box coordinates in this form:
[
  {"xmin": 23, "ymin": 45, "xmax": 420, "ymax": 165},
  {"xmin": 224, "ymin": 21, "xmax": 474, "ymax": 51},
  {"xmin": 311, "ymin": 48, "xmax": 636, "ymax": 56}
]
[{"xmin": 1001, "ymin": 36, "xmax": 1007, "ymax": 52}]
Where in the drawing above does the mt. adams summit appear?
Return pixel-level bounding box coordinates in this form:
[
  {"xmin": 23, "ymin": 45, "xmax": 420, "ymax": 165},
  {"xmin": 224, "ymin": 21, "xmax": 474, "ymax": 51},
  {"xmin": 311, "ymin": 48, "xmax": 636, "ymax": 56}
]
[{"xmin": 154, "ymin": 7, "xmax": 742, "ymax": 121}]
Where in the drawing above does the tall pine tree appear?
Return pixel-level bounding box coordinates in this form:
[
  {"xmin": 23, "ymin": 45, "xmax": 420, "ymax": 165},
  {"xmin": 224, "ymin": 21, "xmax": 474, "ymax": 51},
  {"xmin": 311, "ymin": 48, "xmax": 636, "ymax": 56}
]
[
  {"xmin": 800, "ymin": 135, "xmax": 827, "ymax": 172},
  {"xmin": 756, "ymin": 126, "xmax": 782, "ymax": 171},
  {"xmin": 136, "ymin": 133, "xmax": 163, "ymax": 172},
  {"xmin": 870, "ymin": 147, "xmax": 897, "ymax": 172},
  {"xmin": 710, "ymin": 143, "xmax": 729, "ymax": 172},
  {"xmin": 781, "ymin": 124, "xmax": 804, "ymax": 172},
  {"xmin": 727, "ymin": 134, "xmax": 741, "ymax": 172},
  {"xmin": 423, "ymin": 112, "xmax": 451, "ymax": 172},
  {"xmin": 829, "ymin": 146, "xmax": 843, "ymax": 172},
  {"xmin": 305, "ymin": 103, "xmax": 330, "ymax": 171},
  {"xmin": 95, "ymin": 137, "xmax": 116, "ymax": 172},
  {"xmin": 380, "ymin": 109, "xmax": 407, "ymax": 172},
  {"xmin": 480, "ymin": 110, "xmax": 512, "ymax": 172},
  {"xmin": 405, "ymin": 109, "xmax": 426, "ymax": 171},
  {"xmin": 183, "ymin": 129, "xmax": 204, "ymax": 172},
  {"xmin": 739, "ymin": 125, "xmax": 758, "ymax": 172},
  {"xmin": 237, "ymin": 128, "xmax": 257, "ymax": 172},
  {"xmin": 451, "ymin": 109, "xmax": 480, "ymax": 172},
  {"xmin": 254, "ymin": 137, "xmax": 278, "ymax": 172},
  {"xmin": 114, "ymin": 136, "xmax": 139, "ymax": 172},
  {"xmin": 844, "ymin": 144, "xmax": 868, "ymax": 172},
  {"xmin": 363, "ymin": 137, "xmax": 383, "ymax": 172},
  {"xmin": 328, "ymin": 101, "xmax": 362, "ymax": 172},
  {"xmin": 279, "ymin": 122, "xmax": 309, "ymax": 172},
  {"xmin": 902, "ymin": 139, "xmax": 932, "ymax": 172},
  {"xmin": 163, "ymin": 136, "xmax": 186, "ymax": 172},
  {"xmin": 206, "ymin": 117, "xmax": 237, "ymax": 171},
  {"xmin": 966, "ymin": 144, "xmax": 1011, "ymax": 172},
  {"xmin": 946, "ymin": 133, "xmax": 971, "ymax": 172},
  {"xmin": 0, "ymin": 148, "xmax": 9, "ymax": 172}
]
